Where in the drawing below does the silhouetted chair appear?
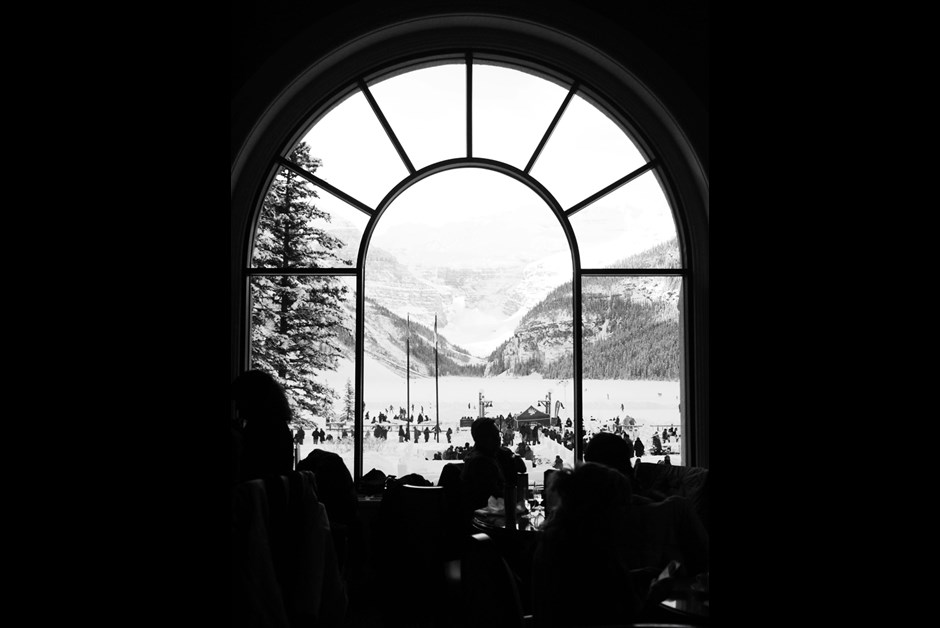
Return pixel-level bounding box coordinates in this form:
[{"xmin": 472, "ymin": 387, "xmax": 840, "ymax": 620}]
[
  {"xmin": 438, "ymin": 462, "xmax": 468, "ymax": 558},
  {"xmin": 543, "ymin": 468, "xmax": 559, "ymax": 513},
  {"xmin": 634, "ymin": 462, "xmax": 709, "ymax": 534},
  {"xmin": 296, "ymin": 449, "xmax": 361, "ymax": 579},
  {"xmin": 374, "ymin": 483, "xmax": 449, "ymax": 626},
  {"xmin": 458, "ymin": 532, "xmax": 530, "ymax": 628}
]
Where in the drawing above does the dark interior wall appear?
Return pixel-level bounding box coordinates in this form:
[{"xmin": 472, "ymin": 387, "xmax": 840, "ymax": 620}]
[{"xmin": 230, "ymin": 0, "xmax": 708, "ymax": 174}]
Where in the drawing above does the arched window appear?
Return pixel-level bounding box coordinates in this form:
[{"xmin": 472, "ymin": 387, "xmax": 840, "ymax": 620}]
[{"xmin": 232, "ymin": 14, "xmax": 708, "ymax": 481}]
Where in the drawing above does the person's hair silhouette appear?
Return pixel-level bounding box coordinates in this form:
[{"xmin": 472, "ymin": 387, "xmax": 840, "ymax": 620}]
[{"xmin": 231, "ymin": 369, "xmax": 294, "ymax": 482}]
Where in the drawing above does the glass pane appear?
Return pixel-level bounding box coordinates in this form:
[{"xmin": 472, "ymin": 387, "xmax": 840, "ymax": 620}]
[
  {"xmin": 569, "ymin": 170, "xmax": 680, "ymax": 269},
  {"xmin": 368, "ymin": 64, "xmax": 465, "ymax": 171},
  {"xmin": 473, "ymin": 63, "xmax": 570, "ymax": 170},
  {"xmin": 581, "ymin": 276, "xmax": 683, "ymax": 466},
  {"xmin": 530, "ymin": 92, "xmax": 647, "ymax": 211},
  {"xmin": 249, "ymin": 275, "xmax": 357, "ymax": 475},
  {"xmin": 362, "ymin": 168, "xmax": 576, "ymax": 479},
  {"xmin": 296, "ymin": 91, "xmax": 409, "ymax": 210},
  {"xmin": 252, "ymin": 154, "xmax": 369, "ymax": 268}
]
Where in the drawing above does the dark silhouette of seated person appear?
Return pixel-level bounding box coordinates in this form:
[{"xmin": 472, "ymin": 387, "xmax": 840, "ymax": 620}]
[
  {"xmin": 584, "ymin": 432, "xmax": 709, "ymax": 577},
  {"xmin": 231, "ymin": 369, "xmax": 293, "ymax": 483},
  {"xmin": 297, "ymin": 448, "xmax": 361, "ymax": 580},
  {"xmin": 459, "ymin": 417, "xmax": 524, "ymax": 521},
  {"xmin": 231, "ymin": 370, "xmax": 347, "ymax": 626},
  {"xmin": 532, "ymin": 463, "xmax": 644, "ymax": 628},
  {"xmin": 296, "ymin": 449, "xmax": 358, "ymax": 529},
  {"xmin": 584, "ymin": 432, "xmax": 637, "ymax": 489}
]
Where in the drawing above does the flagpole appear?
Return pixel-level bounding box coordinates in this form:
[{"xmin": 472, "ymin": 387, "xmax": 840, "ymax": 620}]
[
  {"xmin": 435, "ymin": 314, "xmax": 440, "ymax": 443},
  {"xmin": 406, "ymin": 313, "xmax": 411, "ymax": 440}
]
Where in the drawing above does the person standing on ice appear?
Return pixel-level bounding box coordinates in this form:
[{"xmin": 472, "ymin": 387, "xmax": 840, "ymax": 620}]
[
  {"xmin": 446, "ymin": 427, "xmax": 453, "ymax": 443},
  {"xmin": 423, "ymin": 426, "xmax": 430, "ymax": 443},
  {"xmin": 399, "ymin": 426, "xmax": 405, "ymax": 442},
  {"xmin": 633, "ymin": 437, "xmax": 645, "ymax": 459}
]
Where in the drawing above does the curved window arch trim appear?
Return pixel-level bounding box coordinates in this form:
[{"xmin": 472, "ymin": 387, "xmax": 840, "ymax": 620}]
[{"xmin": 232, "ymin": 15, "xmax": 708, "ymax": 475}]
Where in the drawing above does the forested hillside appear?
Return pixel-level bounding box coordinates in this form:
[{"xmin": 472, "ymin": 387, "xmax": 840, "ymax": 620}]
[{"xmin": 485, "ymin": 239, "xmax": 681, "ymax": 379}]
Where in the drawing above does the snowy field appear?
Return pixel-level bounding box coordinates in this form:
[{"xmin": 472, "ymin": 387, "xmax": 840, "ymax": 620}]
[{"xmin": 295, "ymin": 354, "xmax": 682, "ymax": 485}]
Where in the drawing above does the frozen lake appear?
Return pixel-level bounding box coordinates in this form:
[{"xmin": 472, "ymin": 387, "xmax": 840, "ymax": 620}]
[{"xmin": 295, "ymin": 355, "xmax": 682, "ymax": 483}]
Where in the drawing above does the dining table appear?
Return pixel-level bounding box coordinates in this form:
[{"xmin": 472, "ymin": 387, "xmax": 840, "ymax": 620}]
[{"xmin": 471, "ymin": 505, "xmax": 546, "ymax": 534}]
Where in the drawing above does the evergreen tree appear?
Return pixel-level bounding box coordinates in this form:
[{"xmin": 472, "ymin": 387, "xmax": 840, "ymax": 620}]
[
  {"xmin": 343, "ymin": 378, "xmax": 355, "ymax": 423},
  {"xmin": 250, "ymin": 142, "xmax": 351, "ymax": 421}
]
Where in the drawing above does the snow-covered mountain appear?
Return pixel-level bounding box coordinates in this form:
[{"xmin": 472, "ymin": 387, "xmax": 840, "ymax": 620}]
[
  {"xmin": 362, "ymin": 246, "xmax": 569, "ymax": 358},
  {"xmin": 484, "ymin": 239, "xmax": 683, "ymax": 379},
  {"xmin": 332, "ymin": 238, "xmax": 680, "ymax": 380}
]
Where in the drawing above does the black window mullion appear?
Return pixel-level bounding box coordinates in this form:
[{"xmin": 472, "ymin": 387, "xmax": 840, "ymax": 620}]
[
  {"xmin": 573, "ymin": 262, "xmax": 583, "ymax": 464},
  {"xmin": 277, "ymin": 157, "xmax": 375, "ymax": 217},
  {"xmin": 564, "ymin": 160, "xmax": 657, "ymax": 218},
  {"xmin": 524, "ymin": 81, "xmax": 579, "ymax": 175},
  {"xmin": 358, "ymin": 79, "xmax": 416, "ymax": 176},
  {"xmin": 580, "ymin": 268, "xmax": 686, "ymax": 276},
  {"xmin": 247, "ymin": 267, "xmax": 357, "ymax": 276},
  {"xmin": 466, "ymin": 52, "xmax": 473, "ymax": 158}
]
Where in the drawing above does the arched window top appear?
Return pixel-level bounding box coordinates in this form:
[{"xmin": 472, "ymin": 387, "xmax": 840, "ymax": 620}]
[{"xmin": 276, "ymin": 59, "xmax": 680, "ymax": 270}]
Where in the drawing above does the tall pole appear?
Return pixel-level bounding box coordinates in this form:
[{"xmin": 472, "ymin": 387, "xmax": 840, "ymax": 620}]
[
  {"xmin": 435, "ymin": 314, "xmax": 440, "ymax": 443},
  {"xmin": 406, "ymin": 313, "xmax": 410, "ymax": 438}
]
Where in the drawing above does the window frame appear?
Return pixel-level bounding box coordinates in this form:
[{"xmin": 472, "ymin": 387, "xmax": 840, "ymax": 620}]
[{"xmin": 231, "ymin": 13, "xmax": 709, "ymax": 479}]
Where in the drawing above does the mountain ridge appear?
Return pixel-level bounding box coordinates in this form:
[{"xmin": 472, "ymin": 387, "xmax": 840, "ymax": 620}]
[{"xmin": 339, "ymin": 238, "xmax": 681, "ymax": 380}]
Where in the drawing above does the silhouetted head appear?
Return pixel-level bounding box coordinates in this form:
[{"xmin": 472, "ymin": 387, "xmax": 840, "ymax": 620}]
[
  {"xmin": 471, "ymin": 417, "xmax": 500, "ymax": 454},
  {"xmin": 544, "ymin": 462, "xmax": 633, "ymax": 538},
  {"xmin": 231, "ymin": 369, "xmax": 292, "ymax": 428},
  {"xmin": 584, "ymin": 432, "xmax": 634, "ymax": 476}
]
